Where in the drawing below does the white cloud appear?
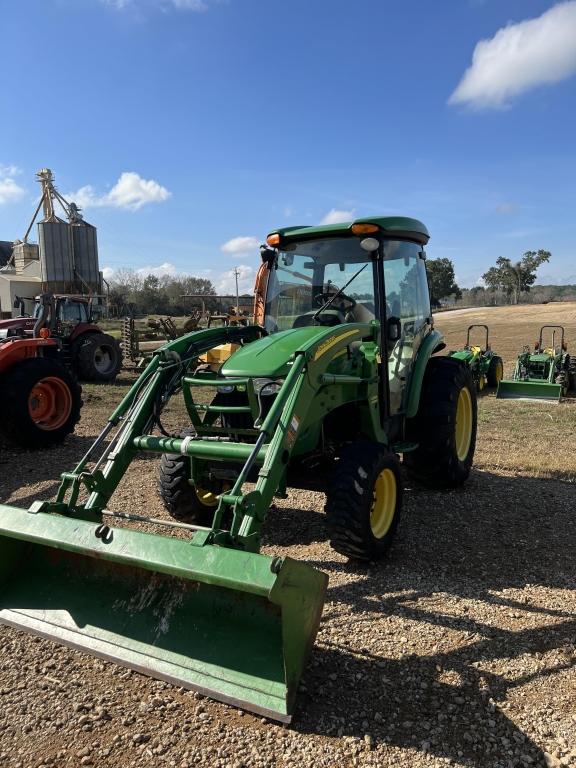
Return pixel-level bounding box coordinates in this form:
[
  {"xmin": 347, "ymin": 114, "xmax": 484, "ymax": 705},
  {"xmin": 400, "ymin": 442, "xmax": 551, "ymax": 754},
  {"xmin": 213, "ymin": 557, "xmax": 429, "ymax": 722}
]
[
  {"xmin": 0, "ymin": 165, "xmax": 25, "ymax": 205},
  {"xmin": 221, "ymin": 236, "xmax": 260, "ymax": 255},
  {"xmin": 495, "ymin": 201, "xmax": 519, "ymax": 215},
  {"xmin": 136, "ymin": 262, "xmax": 178, "ymax": 277},
  {"xmin": 102, "ymin": 0, "xmax": 211, "ymax": 10},
  {"xmin": 67, "ymin": 172, "xmax": 171, "ymax": 212},
  {"xmin": 320, "ymin": 208, "xmax": 355, "ymax": 225},
  {"xmin": 501, "ymin": 227, "xmax": 544, "ymax": 239},
  {"xmin": 449, "ymin": 1, "xmax": 576, "ymax": 109},
  {"xmin": 103, "ymin": 262, "xmax": 179, "ymax": 280},
  {"xmin": 216, "ymin": 264, "xmax": 255, "ymax": 295},
  {"xmin": 171, "ymin": 0, "xmax": 207, "ymax": 9}
]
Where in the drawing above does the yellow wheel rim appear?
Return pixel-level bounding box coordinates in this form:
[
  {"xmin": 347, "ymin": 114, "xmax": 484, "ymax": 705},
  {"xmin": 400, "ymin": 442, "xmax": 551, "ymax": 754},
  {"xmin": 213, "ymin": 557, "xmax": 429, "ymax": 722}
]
[
  {"xmin": 195, "ymin": 487, "xmax": 219, "ymax": 508},
  {"xmin": 370, "ymin": 468, "xmax": 397, "ymax": 539},
  {"xmin": 455, "ymin": 387, "xmax": 473, "ymax": 461},
  {"xmin": 478, "ymin": 375, "xmax": 486, "ymax": 391},
  {"xmin": 496, "ymin": 361, "xmax": 503, "ymax": 383}
]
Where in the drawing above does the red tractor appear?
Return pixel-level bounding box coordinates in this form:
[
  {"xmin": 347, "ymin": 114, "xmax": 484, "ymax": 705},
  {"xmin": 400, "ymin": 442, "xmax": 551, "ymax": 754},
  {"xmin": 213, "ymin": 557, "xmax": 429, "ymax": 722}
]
[
  {"xmin": 1, "ymin": 294, "xmax": 122, "ymax": 382},
  {"xmin": 0, "ymin": 299, "xmax": 82, "ymax": 448}
]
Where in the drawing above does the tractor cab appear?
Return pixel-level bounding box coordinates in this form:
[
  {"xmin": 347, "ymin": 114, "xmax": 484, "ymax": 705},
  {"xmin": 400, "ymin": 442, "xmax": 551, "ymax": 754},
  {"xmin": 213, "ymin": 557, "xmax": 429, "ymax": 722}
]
[
  {"xmin": 259, "ymin": 219, "xmax": 432, "ymax": 415},
  {"xmin": 32, "ymin": 295, "xmax": 92, "ymax": 334}
]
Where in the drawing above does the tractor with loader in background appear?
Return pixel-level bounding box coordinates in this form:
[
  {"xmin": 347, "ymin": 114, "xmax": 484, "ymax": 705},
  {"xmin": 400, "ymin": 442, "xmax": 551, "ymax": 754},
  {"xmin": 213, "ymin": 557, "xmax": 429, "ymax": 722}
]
[
  {"xmin": 447, "ymin": 324, "xmax": 503, "ymax": 392},
  {"xmin": 497, "ymin": 325, "xmax": 573, "ymax": 401},
  {"xmin": 0, "ymin": 216, "xmax": 477, "ymax": 722}
]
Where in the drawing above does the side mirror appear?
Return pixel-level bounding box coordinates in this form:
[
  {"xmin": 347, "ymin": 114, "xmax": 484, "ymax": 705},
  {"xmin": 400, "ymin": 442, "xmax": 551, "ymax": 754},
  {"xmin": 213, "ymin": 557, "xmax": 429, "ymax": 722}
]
[{"xmin": 387, "ymin": 316, "xmax": 401, "ymax": 342}]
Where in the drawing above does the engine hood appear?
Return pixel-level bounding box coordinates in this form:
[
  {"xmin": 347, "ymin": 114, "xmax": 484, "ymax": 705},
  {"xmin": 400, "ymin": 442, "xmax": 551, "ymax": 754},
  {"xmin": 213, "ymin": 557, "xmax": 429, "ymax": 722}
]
[
  {"xmin": 220, "ymin": 326, "xmax": 343, "ymax": 378},
  {"xmin": 0, "ymin": 317, "xmax": 33, "ymax": 331}
]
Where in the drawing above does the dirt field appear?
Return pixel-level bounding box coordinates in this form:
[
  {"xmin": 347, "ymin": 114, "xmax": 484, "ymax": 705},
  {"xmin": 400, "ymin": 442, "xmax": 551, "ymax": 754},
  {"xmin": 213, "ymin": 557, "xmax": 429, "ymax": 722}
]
[{"xmin": 0, "ymin": 304, "xmax": 575, "ymax": 768}]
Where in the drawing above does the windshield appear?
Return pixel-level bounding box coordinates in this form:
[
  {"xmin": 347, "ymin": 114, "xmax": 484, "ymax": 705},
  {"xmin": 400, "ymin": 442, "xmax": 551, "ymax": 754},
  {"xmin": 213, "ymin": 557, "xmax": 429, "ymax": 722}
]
[{"xmin": 264, "ymin": 237, "xmax": 376, "ymax": 333}]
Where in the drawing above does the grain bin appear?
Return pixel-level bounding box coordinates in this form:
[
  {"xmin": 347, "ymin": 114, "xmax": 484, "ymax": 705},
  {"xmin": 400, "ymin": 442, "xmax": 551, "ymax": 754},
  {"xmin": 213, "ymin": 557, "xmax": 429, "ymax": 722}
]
[
  {"xmin": 38, "ymin": 220, "xmax": 74, "ymax": 288},
  {"xmin": 72, "ymin": 220, "xmax": 100, "ymax": 291}
]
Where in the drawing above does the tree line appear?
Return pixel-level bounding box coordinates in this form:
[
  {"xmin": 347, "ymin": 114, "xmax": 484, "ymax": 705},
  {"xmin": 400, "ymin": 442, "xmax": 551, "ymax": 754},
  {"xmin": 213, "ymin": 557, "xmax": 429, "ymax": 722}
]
[
  {"xmin": 108, "ymin": 270, "xmax": 217, "ymax": 316},
  {"xmin": 108, "ymin": 249, "xmax": 566, "ymax": 318},
  {"xmin": 426, "ymin": 249, "xmax": 562, "ymax": 308}
]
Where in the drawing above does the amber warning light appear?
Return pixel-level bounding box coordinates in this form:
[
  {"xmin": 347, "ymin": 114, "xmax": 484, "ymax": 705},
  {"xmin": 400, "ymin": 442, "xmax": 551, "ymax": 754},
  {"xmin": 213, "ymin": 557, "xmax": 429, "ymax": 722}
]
[{"xmin": 351, "ymin": 223, "xmax": 379, "ymax": 235}]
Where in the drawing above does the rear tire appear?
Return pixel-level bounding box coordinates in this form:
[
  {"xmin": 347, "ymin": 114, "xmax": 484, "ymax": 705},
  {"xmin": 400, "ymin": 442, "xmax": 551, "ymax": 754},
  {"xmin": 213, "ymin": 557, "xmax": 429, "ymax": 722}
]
[
  {"xmin": 487, "ymin": 355, "xmax": 504, "ymax": 388},
  {"xmin": 404, "ymin": 357, "xmax": 477, "ymax": 488},
  {"xmin": 158, "ymin": 428, "xmax": 223, "ymax": 524},
  {"xmin": 75, "ymin": 333, "xmax": 122, "ymax": 382},
  {"xmin": 0, "ymin": 357, "xmax": 82, "ymax": 449},
  {"xmin": 325, "ymin": 443, "xmax": 402, "ymax": 561}
]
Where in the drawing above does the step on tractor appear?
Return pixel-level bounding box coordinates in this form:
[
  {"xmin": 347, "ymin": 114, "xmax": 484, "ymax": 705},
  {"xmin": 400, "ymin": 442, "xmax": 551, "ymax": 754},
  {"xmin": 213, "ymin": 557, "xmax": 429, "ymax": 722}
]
[
  {"xmin": 0, "ymin": 217, "xmax": 478, "ymax": 722},
  {"xmin": 1, "ymin": 293, "xmax": 122, "ymax": 382},
  {"xmin": 0, "ymin": 295, "xmax": 82, "ymax": 448},
  {"xmin": 447, "ymin": 325, "xmax": 503, "ymax": 392},
  {"xmin": 497, "ymin": 325, "xmax": 573, "ymax": 402}
]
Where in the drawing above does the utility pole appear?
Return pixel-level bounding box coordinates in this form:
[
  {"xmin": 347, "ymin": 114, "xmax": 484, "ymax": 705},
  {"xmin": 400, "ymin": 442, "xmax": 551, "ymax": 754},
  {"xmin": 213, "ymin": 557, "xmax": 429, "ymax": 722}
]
[{"xmin": 233, "ymin": 268, "xmax": 240, "ymax": 314}]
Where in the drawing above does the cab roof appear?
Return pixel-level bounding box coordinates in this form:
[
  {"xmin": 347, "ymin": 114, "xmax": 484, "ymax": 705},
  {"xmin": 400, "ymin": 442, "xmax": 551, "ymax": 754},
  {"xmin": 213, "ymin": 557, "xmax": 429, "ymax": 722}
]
[{"xmin": 268, "ymin": 216, "xmax": 429, "ymax": 245}]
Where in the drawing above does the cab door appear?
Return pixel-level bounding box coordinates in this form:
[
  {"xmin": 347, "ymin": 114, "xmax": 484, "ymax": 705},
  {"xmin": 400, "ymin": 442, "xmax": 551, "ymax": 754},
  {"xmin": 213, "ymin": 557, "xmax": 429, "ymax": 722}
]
[{"xmin": 382, "ymin": 240, "xmax": 431, "ymax": 415}]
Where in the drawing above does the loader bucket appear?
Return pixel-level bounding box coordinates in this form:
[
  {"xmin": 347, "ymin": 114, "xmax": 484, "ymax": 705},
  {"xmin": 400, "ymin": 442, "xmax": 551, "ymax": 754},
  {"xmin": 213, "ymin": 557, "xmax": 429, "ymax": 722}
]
[
  {"xmin": 0, "ymin": 504, "xmax": 327, "ymax": 722},
  {"xmin": 496, "ymin": 379, "xmax": 562, "ymax": 402}
]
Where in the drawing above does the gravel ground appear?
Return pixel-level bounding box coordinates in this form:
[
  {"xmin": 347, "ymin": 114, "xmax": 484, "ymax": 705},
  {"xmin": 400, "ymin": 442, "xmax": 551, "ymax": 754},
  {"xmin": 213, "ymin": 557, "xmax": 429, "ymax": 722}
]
[{"xmin": 0, "ymin": 371, "xmax": 575, "ymax": 768}]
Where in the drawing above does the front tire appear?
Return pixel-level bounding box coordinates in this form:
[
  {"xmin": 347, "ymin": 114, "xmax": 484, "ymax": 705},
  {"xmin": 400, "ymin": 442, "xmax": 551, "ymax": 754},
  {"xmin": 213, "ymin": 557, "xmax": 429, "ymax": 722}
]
[
  {"xmin": 0, "ymin": 358, "xmax": 82, "ymax": 449},
  {"xmin": 487, "ymin": 355, "xmax": 504, "ymax": 388},
  {"xmin": 404, "ymin": 357, "xmax": 477, "ymax": 488},
  {"xmin": 158, "ymin": 429, "xmax": 224, "ymax": 523},
  {"xmin": 325, "ymin": 443, "xmax": 402, "ymax": 561}
]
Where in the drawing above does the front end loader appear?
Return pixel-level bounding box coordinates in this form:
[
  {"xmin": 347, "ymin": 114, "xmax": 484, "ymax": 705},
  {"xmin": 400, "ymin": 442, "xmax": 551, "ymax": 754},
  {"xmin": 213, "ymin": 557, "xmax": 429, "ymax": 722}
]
[
  {"xmin": 497, "ymin": 325, "xmax": 571, "ymax": 401},
  {"xmin": 447, "ymin": 324, "xmax": 503, "ymax": 392},
  {"xmin": 0, "ymin": 217, "xmax": 477, "ymax": 722}
]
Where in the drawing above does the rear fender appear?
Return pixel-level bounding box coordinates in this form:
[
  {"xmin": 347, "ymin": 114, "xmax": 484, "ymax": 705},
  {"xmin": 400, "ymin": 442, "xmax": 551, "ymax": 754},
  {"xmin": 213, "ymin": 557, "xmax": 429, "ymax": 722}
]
[
  {"xmin": 405, "ymin": 329, "xmax": 445, "ymax": 418},
  {"xmin": 0, "ymin": 337, "xmax": 59, "ymax": 374}
]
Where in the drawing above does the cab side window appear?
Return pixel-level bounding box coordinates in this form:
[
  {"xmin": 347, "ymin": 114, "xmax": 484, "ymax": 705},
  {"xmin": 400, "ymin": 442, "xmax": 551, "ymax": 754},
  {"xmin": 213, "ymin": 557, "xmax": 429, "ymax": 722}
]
[{"xmin": 383, "ymin": 241, "xmax": 429, "ymax": 337}]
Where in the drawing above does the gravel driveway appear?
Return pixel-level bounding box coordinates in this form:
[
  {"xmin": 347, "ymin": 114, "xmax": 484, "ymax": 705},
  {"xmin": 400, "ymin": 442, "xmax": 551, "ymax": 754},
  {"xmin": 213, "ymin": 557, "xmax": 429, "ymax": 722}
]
[{"xmin": 0, "ymin": 377, "xmax": 574, "ymax": 768}]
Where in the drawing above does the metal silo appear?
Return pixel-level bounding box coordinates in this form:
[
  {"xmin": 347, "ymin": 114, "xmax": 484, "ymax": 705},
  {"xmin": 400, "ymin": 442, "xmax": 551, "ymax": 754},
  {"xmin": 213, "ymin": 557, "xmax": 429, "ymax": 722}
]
[
  {"xmin": 72, "ymin": 220, "xmax": 100, "ymax": 292},
  {"xmin": 38, "ymin": 220, "xmax": 74, "ymax": 288}
]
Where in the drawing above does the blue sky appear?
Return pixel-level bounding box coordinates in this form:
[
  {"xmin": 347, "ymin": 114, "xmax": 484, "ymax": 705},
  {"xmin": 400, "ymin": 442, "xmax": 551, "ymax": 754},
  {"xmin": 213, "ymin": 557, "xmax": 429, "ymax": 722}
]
[{"xmin": 1, "ymin": 0, "xmax": 575, "ymax": 292}]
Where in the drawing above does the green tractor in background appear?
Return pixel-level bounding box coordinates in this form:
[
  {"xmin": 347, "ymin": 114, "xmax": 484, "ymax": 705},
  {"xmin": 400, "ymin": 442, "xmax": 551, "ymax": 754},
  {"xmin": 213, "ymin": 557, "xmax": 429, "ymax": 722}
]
[
  {"xmin": 448, "ymin": 324, "xmax": 503, "ymax": 392},
  {"xmin": 497, "ymin": 325, "xmax": 573, "ymax": 402},
  {"xmin": 0, "ymin": 217, "xmax": 477, "ymax": 723}
]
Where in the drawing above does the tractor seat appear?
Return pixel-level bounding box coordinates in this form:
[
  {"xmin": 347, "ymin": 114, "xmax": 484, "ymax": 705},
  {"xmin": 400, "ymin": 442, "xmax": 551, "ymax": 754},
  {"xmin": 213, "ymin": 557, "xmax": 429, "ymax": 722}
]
[
  {"xmin": 292, "ymin": 310, "xmax": 344, "ymax": 328},
  {"xmin": 344, "ymin": 302, "xmax": 375, "ymax": 324}
]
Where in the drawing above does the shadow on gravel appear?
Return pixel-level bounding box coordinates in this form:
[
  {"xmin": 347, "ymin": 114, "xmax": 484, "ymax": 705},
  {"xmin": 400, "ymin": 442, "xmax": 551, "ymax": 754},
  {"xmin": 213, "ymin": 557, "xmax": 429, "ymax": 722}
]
[
  {"xmin": 264, "ymin": 505, "xmax": 328, "ymax": 547},
  {"xmin": 290, "ymin": 469, "xmax": 575, "ymax": 766},
  {"xmin": 0, "ymin": 434, "xmax": 98, "ymax": 505},
  {"xmin": 296, "ymin": 620, "xmax": 574, "ymax": 766}
]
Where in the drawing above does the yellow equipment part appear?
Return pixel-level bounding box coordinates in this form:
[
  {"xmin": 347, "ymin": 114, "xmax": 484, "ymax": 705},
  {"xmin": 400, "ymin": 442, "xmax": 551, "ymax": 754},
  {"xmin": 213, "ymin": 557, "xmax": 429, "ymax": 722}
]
[{"xmin": 200, "ymin": 343, "xmax": 240, "ymax": 371}]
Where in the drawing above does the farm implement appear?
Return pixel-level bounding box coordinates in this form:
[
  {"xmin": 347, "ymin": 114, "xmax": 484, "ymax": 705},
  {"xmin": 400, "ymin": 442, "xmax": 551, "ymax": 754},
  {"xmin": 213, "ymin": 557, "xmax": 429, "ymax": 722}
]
[
  {"xmin": 447, "ymin": 324, "xmax": 503, "ymax": 392},
  {"xmin": 0, "ymin": 217, "xmax": 478, "ymax": 722},
  {"xmin": 497, "ymin": 325, "xmax": 572, "ymax": 401}
]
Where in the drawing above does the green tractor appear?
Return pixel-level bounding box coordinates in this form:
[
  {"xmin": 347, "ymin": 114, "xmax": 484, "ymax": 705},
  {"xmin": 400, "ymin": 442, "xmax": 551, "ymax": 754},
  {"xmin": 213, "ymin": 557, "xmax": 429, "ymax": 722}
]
[
  {"xmin": 497, "ymin": 325, "xmax": 572, "ymax": 402},
  {"xmin": 0, "ymin": 217, "xmax": 477, "ymax": 723},
  {"xmin": 447, "ymin": 324, "xmax": 503, "ymax": 392}
]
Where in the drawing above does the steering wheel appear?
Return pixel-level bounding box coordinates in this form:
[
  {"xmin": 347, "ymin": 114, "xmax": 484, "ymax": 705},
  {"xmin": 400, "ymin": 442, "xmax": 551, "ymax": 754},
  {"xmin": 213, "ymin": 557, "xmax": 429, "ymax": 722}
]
[{"xmin": 313, "ymin": 291, "xmax": 356, "ymax": 311}]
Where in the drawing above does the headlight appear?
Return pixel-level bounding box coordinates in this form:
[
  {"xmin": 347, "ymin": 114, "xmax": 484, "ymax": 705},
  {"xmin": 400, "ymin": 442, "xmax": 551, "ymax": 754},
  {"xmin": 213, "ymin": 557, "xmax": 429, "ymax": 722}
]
[{"xmin": 252, "ymin": 378, "xmax": 284, "ymax": 395}]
